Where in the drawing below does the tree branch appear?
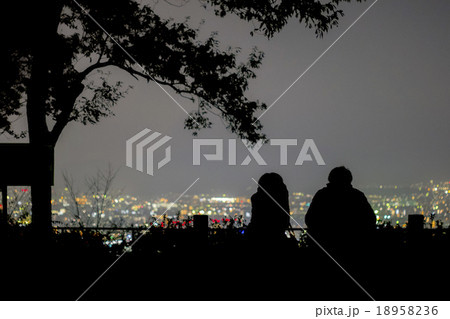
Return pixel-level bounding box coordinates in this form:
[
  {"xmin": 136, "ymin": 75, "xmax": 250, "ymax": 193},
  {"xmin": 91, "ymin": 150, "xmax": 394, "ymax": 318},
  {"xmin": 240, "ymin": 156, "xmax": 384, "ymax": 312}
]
[{"xmin": 79, "ymin": 61, "xmax": 113, "ymax": 79}]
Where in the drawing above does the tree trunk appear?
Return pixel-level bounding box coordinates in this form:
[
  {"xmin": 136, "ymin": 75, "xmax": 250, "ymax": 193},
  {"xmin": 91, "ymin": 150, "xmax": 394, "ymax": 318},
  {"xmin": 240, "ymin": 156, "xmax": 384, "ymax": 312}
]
[
  {"xmin": 26, "ymin": 42, "xmax": 54, "ymax": 240},
  {"xmin": 26, "ymin": 49, "xmax": 53, "ymax": 239},
  {"xmin": 31, "ymin": 180, "xmax": 53, "ymax": 239},
  {"xmin": 24, "ymin": 2, "xmax": 64, "ymax": 240},
  {"xmin": 30, "ymin": 144, "xmax": 55, "ymax": 240}
]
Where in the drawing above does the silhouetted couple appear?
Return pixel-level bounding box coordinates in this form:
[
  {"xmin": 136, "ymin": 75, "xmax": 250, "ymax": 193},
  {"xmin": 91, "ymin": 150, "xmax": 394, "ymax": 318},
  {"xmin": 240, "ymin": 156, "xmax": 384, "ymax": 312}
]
[{"xmin": 249, "ymin": 167, "xmax": 376, "ymax": 253}]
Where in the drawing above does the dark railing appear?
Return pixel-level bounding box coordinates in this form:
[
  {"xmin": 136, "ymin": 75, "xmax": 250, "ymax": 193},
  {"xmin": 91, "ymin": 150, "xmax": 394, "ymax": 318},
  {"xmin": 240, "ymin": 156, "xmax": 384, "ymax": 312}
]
[
  {"xmin": 53, "ymin": 224, "xmax": 448, "ymax": 246},
  {"xmin": 52, "ymin": 213, "xmax": 445, "ymax": 246},
  {"xmin": 53, "ymin": 226, "xmax": 307, "ymax": 243}
]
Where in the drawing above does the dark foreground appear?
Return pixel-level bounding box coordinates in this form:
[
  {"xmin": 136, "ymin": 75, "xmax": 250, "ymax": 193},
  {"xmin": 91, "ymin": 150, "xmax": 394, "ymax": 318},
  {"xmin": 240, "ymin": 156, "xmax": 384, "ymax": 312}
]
[{"xmin": 1, "ymin": 227, "xmax": 449, "ymax": 301}]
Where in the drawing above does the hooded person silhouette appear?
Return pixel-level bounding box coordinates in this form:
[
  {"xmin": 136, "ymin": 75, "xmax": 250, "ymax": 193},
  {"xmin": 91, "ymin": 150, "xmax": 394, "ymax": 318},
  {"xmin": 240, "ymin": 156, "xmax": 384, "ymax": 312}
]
[
  {"xmin": 305, "ymin": 166, "xmax": 376, "ymax": 252},
  {"xmin": 243, "ymin": 173, "xmax": 296, "ymax": 298},
  {"xmin": 247, "ymin": 172, "xmax": 292, "ymax": 251}
]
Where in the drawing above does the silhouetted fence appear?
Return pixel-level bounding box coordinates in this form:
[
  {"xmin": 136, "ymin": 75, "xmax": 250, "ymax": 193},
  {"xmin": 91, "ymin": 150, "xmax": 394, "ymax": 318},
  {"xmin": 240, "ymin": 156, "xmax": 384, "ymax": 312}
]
[
  {"xmin": 52, "ymin": 226, "xmax": 306, "ymax": 246},
  {"xmin": 52, "ymin": 225, "xmax": 449, "ymax": 247}
]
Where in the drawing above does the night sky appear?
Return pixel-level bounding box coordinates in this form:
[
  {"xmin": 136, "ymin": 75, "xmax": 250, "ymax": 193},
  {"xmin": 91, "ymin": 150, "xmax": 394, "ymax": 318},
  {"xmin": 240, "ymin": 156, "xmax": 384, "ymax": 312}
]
[{"xmin": 2, "ymin": 0, "xmax": 449, "ymax": 198}]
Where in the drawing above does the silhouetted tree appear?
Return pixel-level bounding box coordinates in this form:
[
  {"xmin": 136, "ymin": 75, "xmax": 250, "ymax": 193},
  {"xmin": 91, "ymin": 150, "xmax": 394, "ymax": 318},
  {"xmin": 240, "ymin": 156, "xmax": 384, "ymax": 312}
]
[
  {"xmin": 0, "ymin": 0, "xmax": 364, "ymax": 236},
  {"xmin": 62, "ymin": 165, "xmax": 119, "ymax": 227}
]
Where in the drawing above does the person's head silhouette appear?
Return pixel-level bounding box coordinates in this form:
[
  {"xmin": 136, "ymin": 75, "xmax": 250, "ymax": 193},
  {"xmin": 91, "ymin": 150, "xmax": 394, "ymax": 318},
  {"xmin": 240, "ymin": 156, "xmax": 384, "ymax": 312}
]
[
  {"xmin": 257, "ymin": 172, "xmax": 285, "ymax": 193},
  {"xmin": 328, "ymin": 166, "xmax": 352, "ymax": 186}
]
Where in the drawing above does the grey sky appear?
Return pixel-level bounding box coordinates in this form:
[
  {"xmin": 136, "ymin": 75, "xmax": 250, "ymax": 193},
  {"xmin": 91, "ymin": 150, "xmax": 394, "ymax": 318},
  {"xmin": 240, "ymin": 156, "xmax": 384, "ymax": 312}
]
[{"xmin": 3, "ymin": 0, "xmax": 450, "ymax": 198}]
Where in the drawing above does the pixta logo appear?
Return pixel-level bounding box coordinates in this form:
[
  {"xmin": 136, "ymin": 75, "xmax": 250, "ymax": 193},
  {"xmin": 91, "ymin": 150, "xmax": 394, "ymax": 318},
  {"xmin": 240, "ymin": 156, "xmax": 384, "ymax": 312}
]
[
  {"xmin": 126, "ymin": 130, "xmax": 325, "ymax": 176},
  {"xmin": 193, "ymin": 139, "xmax": 325, "ymax": 166},
  {"xmin": 126, "ymin": 128, "xmax": 172, "ymax": 176}
]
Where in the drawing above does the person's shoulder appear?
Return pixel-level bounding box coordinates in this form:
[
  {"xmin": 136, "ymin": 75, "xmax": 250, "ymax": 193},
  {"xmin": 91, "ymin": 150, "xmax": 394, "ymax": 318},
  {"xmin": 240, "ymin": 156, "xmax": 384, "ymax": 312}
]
[
  {"xmin": 315, "ymin": 187, "xmax": 330, "ymax": 196},
  {"xmin": 311, "ymin": 187, "xmax": 329, "ymax": 200},
  {"xmin": 316, "ymin": 187, "xmax": 328, "ymax": 194},
  {"xmin": 251, "ymin": 192, "xmax": 261, "ymax": 202},
  {"xmin": 350, "ymin": 187, "xmax": 369, "ymax": 200},
  {"xmin": 351, "ymin": 187, "xmax": 366, "ymax": 196}
]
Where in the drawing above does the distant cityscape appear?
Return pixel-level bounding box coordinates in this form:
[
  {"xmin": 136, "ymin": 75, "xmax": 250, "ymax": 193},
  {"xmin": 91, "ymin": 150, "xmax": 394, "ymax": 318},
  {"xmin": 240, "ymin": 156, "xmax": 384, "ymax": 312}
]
[{"xmin": 4, "ymin": 180, "xmax": 450, "ymax": 229}]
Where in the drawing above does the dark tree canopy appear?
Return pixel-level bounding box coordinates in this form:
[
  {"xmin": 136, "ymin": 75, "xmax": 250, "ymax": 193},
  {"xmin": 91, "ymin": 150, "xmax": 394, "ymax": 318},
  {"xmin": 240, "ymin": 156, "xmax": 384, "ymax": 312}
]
[
  {"xmin": 205, "ymin": 0, "xmax": 363, "ymax": 38},
  {"xmin": 1, "ymin": 0, "xmax": 363, "ymax": 145}
]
